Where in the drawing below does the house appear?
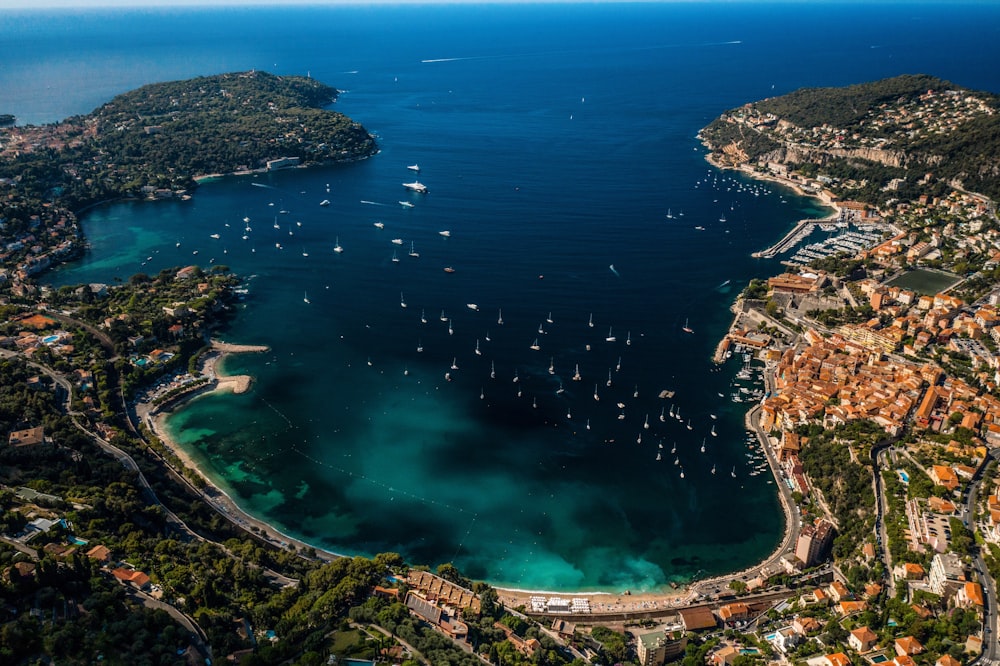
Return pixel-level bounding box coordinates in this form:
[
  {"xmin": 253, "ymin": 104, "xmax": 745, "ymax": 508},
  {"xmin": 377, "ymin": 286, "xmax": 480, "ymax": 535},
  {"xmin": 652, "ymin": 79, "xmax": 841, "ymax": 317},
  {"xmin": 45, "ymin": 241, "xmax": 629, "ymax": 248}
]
[
  {"xmin": 711, "ymin": 645, "xmax": 741, "ymax": 666},
  {"xmin": 955, "ymin": 581, "xmax": 984, "ymax": 608},
  {"xmin": 929, "ymin": 465, "xmax": 960, "ymax": 491},
  {"xmin": 828, "ymin": 581, "xmax": 852, "ymax": 602},
  {"xmin": 769, "ymin": 626, "xmax": 803, "ymax": 654},
  {"xmin": 792, "ymin": 616, "xmax": 822, "ymax": 635},
  {"xmin": 718, "ymin": 602, "xmax": 751, "ymax": 623},
  {"xmin": 894, "ymin": 636, "xmax": 924, "ymax": 657},
  {"xmin": 822, "ymin": 652, "xmax": 852, "ymax": 666},
  {"xmin": 111, "ymin": 567, "xmax": 151, "ymax": 591},
  {"xmin": 86, "ymin": 544, "xmax": 112, "ymax": 563},
  {"xmin": 849, "ymin": 627, "xmax": 878, "ymax": 653},
  {"xmin": 837, "ymin": 600, "xmax": 868, "ymax": 616},
  {"xmin": 936, "ymin": 655, "xmax": 962, "ymax": 666},
  {"xmin": 8, "ymin": 426, "xmax": 44, "ymax": 446}
]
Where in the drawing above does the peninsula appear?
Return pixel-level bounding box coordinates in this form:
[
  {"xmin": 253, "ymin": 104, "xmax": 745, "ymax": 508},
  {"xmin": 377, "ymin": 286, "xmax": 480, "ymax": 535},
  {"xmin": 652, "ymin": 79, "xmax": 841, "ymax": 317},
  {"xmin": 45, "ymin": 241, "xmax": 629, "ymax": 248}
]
[{"xmin": 2, "ymin": 71, "xmax": 1000, "ymax": 666}]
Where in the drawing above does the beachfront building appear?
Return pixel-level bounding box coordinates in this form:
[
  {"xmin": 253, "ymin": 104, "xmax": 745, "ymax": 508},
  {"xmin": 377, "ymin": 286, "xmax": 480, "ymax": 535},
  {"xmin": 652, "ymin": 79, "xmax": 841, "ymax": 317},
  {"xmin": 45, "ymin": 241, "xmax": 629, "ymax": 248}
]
[
  {"xmin": 796, "ymin": 519, "xmax": 835, "ymax": 568},
  {"xmin": 635, "ymin": 629, "xmax": 688, "ymax": 666}
]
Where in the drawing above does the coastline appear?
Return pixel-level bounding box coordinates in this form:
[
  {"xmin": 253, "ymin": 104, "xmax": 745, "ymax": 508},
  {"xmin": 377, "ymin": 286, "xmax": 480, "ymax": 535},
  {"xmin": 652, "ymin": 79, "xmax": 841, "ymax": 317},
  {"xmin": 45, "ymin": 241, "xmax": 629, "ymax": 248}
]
[
  {"xmin": 140, "ymin": 340, "xmax": 340, "ymax": 563},
  {"xmin": 135, "ymin": 160, "xmax": 811, "ymax": 606}
]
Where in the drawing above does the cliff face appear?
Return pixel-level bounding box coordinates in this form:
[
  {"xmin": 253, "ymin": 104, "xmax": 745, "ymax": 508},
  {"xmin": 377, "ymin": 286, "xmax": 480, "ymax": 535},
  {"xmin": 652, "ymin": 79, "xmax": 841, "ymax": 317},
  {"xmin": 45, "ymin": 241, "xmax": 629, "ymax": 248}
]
[{"xmin": 766, "ymin": 145, "xmax": 908, "ymax": 169}]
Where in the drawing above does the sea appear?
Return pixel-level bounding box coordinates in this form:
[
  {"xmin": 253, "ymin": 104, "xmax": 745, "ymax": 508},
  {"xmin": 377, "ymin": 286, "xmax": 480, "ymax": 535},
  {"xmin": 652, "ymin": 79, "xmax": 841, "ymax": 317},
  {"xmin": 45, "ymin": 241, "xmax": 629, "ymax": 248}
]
[{"xmin": 7, "ymin": 2, "xmax": 1000, "ymax": 593}]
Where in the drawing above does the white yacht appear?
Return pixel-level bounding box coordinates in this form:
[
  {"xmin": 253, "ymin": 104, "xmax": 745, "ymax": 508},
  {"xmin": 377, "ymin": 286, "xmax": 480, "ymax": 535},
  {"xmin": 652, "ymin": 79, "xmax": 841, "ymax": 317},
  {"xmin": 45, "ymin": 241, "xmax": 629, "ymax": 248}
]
[
  {"xmin": 402, "ymin": 181, "xmax": 428, "ymax": 193},
  {"xmin": 333, "ymin": 237, "xmax": 343, "ymax": 253}
]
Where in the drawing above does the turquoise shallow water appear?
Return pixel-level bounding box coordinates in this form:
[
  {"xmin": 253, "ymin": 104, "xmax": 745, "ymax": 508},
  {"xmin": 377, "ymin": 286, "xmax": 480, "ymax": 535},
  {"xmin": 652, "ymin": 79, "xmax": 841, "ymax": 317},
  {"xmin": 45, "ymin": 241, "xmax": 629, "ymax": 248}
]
[{"xmin": 27, "ymin": 2, "xmax": 1000, "ymax": 591}]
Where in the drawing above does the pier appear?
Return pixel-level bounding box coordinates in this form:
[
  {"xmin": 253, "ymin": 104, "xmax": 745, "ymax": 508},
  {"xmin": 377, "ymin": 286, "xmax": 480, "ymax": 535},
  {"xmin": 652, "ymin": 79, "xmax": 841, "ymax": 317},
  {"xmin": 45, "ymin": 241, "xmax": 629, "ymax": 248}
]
[{"xmin": 752, "ymin": 220, "xmax": 817, "ymax": 259}]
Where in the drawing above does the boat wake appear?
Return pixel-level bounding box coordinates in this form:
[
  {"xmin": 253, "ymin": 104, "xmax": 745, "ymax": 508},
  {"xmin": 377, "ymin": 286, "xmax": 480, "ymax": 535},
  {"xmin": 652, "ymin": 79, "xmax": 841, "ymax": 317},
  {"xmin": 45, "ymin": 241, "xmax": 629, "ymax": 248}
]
[{"xmin": 360, "ymin": 200, "xmax": 386, "ymax": 206}]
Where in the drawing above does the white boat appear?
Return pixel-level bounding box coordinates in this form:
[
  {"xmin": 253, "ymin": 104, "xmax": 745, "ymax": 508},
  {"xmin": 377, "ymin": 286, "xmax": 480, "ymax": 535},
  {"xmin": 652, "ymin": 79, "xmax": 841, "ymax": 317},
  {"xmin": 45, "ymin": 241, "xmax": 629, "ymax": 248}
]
[
  {"xmin": 637, "ymin": 433, "xmax": 642, "ymax": 444},
  {"xmin": 711, "ymin": 464, "xmax": 716, "ymax": 475},
  {"xmin": 407, "ymin": 164, "xmax": 420, "ymax": 172},
  {"xmin": 303, "ymin": 291, "xmax": 310, "ymax": 304},
  {"xmin": 391, "ymin": 238, "xmax": 404, "ymax": 245},
  {"xmin": 402, "ymin": 181, "xmax": 428, "ymax": 193},
  {"xmin": 626, "ymin": 331, "xmax": 631, "ymax": 346},
  {"xmin": 616, "ymin": 357, "xmax": 622, "ymax": 372},
  {"xmin": 588, "ymin": 313, "xmax": 594, "ymax": 328},
  {"xmin": 399, "ymin": 201, "xmax": 415, "ymax": 208},
  {"xmin": 656, "ymin": 451, "xmax": 662, "ymax": 461},
  {"xmin": 451, "ymin": 358, "xmax": 459, "ymax": 370},
  {"xmin": 701, "ymin": 438, "xmax": 706, "ymax": 453},
  {"xmin": 440, "ymin": 310, "xmax": 448, "ymax": 322},
  {"xmin": 711, "ymin": 424, "xmax": 717, "ymax": 437},
  {"xmin": 686, "ymin": 419, "xmax": 693, "ymax": 430},
  {"xmin": 392, "ymin": 250, "xmax": 400, "ymax": 263},
  {"xmin": 475, "ymin": 340, "xmax": 482, "ymax": 355},
  {"xmin": 572, "ymin": 364, "xmax": 581, "ymax": 381},
  {"xmin": 319, "ymin": 199, "xmax": 330, "ymax": 206},
  {"xmin": 514, "ymin": 370, "xmax": 519, "ymax": 383},
  {"xmin": 719, "ymin": 213, "xmax": 726, "ymax": 222},
  {"xmin": 731, "ymin": 466, "xmax": 737, "ymax": 478},
  {"xmin": 333, "ymin": 238, "xmax": 343, "ymax": 253},
  {"xmin": 682, "ymin": 318, "xmax": 693, "ymax": 334},
  {"xmin": 606, "ymin": 370, "xmax": 612, "ymax": 387},
  {"xmin": 467, "ymin": 303, "xmax": 479, "ymax": 311},
  {"xmin": 566, "ymin": 408, "xmax": 572, "ymax": 419},
  {"xmin": 400, "ymin": 292, "xmax": 407, "ymax": 308},
  {"xmin": 497, "ymin": 309, "xmax": 504, "ymax": 325},
  {"xmin": 644, "ymin": 414, "xmax": 650, "ymax": 429},
  {"xmin": 448, "ymin": 320, "xmax": 453, "ymax": 335},
  {"xmin": 490, "ymin": 361, "xmax": 496, "ymax": 379},
  {"xmin": 660, "ymin": 406, "xmax": 666, "ymax": 422},
  {"xmin": 408, "ymin": 241, "xmax": 419, "ymax": 257},
  {"xmin": 439, "ymin": 230, "xmax": 451, "ymax": 237},
  {"xmin": 665, "ymin": 208, "xmax": 673, "ymax": 219},
  {"xmin": 593, "ymin": 384, "xmax": 599, "ymax": 401},
  {"xmin": 548, "ymin": 358, "xmax": 555, "ymax": 375},
  {"xmin": 210, "ymin": 233, "xmax": 220, "ymax": 239},
  {"xmin": 302, "ymin": 249, "xmax": 308, "ymax": 257},
  {"xmin": 374, "ymin": 221, "xmax": 384, "ymax": 229},
  {"xmin": 586, "ymin": 419, "xmax": 591, "ymax": 430},
  {"xmin": 546, "ymin": 312, "xmax": 553, "ymax": 324},
  {"xmin": 606, "ymin": 327, "xmax": 616, "ymax": 342},
  {"xmin": 530, "ymin": 338, "xmax": 540, "ymax": 351}
]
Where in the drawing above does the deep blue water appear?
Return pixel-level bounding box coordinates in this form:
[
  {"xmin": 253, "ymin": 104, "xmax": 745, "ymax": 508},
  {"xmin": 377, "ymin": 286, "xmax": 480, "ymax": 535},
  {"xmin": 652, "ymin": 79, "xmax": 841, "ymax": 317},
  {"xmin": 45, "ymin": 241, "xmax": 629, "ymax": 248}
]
[{"xmin": 8, "ymin": 2, "xmax": 1000, "ymax": 591}]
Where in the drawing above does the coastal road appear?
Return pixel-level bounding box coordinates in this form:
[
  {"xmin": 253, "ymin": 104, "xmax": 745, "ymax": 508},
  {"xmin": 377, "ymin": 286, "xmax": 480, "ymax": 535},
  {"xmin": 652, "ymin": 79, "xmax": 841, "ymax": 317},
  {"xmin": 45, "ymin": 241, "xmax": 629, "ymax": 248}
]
[
  {"xmin": 871, "ymin": 443, "xmax": 895, "ymax": 597},
  {"xmin": 965, "ymin": 451, "xmax": 999, "ymax": 663}
]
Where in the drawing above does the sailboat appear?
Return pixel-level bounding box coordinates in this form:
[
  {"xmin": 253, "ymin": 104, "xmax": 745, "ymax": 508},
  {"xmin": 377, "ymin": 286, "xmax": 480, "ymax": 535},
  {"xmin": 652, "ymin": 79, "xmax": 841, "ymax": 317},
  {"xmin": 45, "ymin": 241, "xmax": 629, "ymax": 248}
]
[
  {"xmin": 586, "ymin": 419, "xmax": 591, "ymax": 430},
  {"xmin": 711, "ymin": 424, "xmax": 717, "ymax": 437},
  {"xmin": 303, "ymin": 291, "xmax": 310, "ymax": 304},
  {"xmin": 475, "ymin": 340, "xmax": 482, "ymax": 356},
  {"xmin": 498, "ymin": 308, "xmax": 504, "ymax": 325},
  {"xmin": 420, "ymin": 309, "xmax": 427, "ymax": 324},
  {"xmin": 490, "ymin": 361, "xmax": 496, "ymax": 379},
  {"xmin": 448, "ymin": 320, "xmax": 454, "ymax": 336},
  {"xmin": 644, "ymin": 414, "xmax": 650, "ymax": 430},
  {"xmin": 513, "ymin": 370, "xmax": 520, "ymax": 383},
  {"xmin": 656, "ymin": 451, "xmax": 662, "ymax": 461},
  {"xmin": 546, "ymin": 311, "xmax": 554, "ymax": 324},
  {"xmin": 606, "ymin": 327, "xmax": 616, "ymax": 342},
  {"xmin": 566, "ymin": 408, "xmax": 572, "ymax": 419},
  {"xmin": 686, "ymin": 419, "xmax": 693, "ymax": 430},
  {"xmin": 701, "ymin": 438, "xmax": 706, "ymax": 453},
  {"xmin": 588, "ymin": 313, "xmax": 594, "ymax": 328},
  {"xmin": 593, "ymin": 384, "xmax": 599, "ymax": 401},
  {"xmin": 572, "ymin": 364, "xmax": 581, "ymax": 381},
  {"xmin": 669, "ymin": 404, "xmax": 675, "ymax": 418},
  {"xmin": 682, "ymin": 318, "xmax": 693, "ymax": 334},
  {"xmin": 408, "ymin": 241, "xmax": 419, "ymax": 257},
  {"xmin": 671, "ymin": 442, "xmax": 677, "ymax": 454},
  {"xmin": 637, "ymin": 433, "xmax": 642, "ymax": 445},
  {"xmin": 616, "ymin": 357, "xmax": 622, "ymax": 372},
  {"xmin": 416, "ymin": 340, "xmax": 424, "ymax": 352},
  {"xmin": 400, "ymin": 292, "xmax": 407, "ymax": 308},
  {"xmin": 333, "ymin": 237, "xmax": 343, "ymax": 253},
  {"xmin": 480, "ymin": 388, "xmax": 485, "ymax": 400},
  {"xmin": 392, "ymin": 250, "xmax": 400, "ymax": 263},
  {"xmin": 548, "ymin": 358, "xmax": 555, "ymax": 374},
  {"xmin": 711, "ymin": 464, "xmax": 717, "ymax": 475},
  {"xmin": 440, "ymin": 310, "xmax": 448, "ymax": 322},
  {"xmin": 451, "ymin": 358, "xmax": 459, "ymax": 370},
  {"xmin": 660, "ymin": 406, "xmax": 666, "ymax": 422},
  {"xmin": 530, "ymin": 338, "xmax": 540, "ymax": 351},
  {"xmin": 606, "ymin": 370, "xmax": 612, "ymax": 387},
  {"xmin": 731, "ymin": 466, "xmax": 737, "ymax": 478},
  {"xmin": 626, "ymin": 331, "xmax": 631, "ymax": 346}
]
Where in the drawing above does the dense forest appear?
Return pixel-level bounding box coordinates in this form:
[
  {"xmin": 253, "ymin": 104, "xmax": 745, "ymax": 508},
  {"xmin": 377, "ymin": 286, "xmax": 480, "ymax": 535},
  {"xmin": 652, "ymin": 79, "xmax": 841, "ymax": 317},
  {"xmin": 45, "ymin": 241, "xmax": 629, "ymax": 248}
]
[{"xmin": 0, "ymin": 71, "xmax": 377, "ymax": 213}]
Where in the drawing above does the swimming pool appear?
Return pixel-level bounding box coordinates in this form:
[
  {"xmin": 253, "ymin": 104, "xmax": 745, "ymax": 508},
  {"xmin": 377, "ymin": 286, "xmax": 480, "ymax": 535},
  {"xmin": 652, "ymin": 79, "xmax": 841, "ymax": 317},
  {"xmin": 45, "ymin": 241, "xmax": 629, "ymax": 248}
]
[
  {"xmin": 897, "ymin": 470, "xmax": 910, "ymax": 484},
  {"xmin": 42, "ymin": 334, "xmax": 60, "ymax": 344}
]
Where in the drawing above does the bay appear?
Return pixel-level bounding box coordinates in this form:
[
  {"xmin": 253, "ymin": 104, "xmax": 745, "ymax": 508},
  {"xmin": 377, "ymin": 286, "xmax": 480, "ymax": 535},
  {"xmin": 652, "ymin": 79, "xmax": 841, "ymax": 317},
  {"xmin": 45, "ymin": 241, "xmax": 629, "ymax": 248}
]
[{"xmin": 14, "ymin": 2, "xmax": 1000, "ymax": 591}]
